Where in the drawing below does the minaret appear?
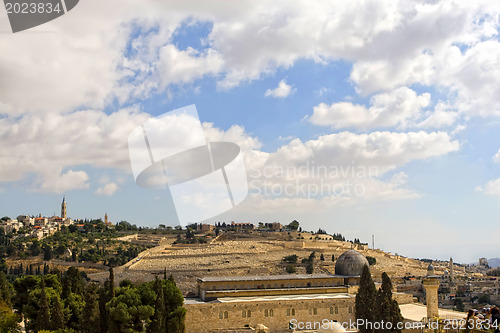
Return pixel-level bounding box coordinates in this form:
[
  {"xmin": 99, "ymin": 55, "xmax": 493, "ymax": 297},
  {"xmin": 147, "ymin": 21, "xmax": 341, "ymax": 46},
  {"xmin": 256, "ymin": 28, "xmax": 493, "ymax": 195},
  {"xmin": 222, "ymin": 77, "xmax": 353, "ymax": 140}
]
[
  {"xmin": 105, "ymin": 213, "xmax": 108, "ymax": 224},
  {"xmin": 422, "ymin": 264, "xmax": 440, "ymax": 319},
  {"xmin": 61, "ymin": 196, "xmax": 67, "ymax": 219}
]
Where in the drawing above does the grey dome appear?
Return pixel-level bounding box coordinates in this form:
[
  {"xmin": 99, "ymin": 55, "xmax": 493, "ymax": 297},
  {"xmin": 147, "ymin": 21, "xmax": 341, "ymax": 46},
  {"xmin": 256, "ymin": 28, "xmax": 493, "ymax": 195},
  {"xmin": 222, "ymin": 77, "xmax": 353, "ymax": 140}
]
[
  {"xmin": 427, "ymin": 264, "xmax": 435, "ymax": 275},
  {"xmin": 335, "ymin": 250, "xmax": 369, "ymax": 276}
]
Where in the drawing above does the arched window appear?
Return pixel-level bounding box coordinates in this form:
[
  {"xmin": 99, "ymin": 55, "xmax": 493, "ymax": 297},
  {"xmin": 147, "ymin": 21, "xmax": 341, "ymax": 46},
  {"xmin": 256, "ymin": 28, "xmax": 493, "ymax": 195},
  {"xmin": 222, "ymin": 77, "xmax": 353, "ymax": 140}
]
[
  {"xmin": 313, "ymin": 308, "xmax": 317, "ymax": 315},
  {"xmin": 292, "ymin": 308, "xmax": 295, "ymax": 315},
  {"xmin": 335, "ymin": 306, "xmax": 339, "ymax": 314},
  {"xmin": 247, "ymin": 310, "xmax": 252, "ymax": 318},
  {"xmin": 348, "ymin": 306, "xmax": 353, "ymax": 314},
  {"xmin": 270, "ymin": 309, "xmax": 274, "ymax": 317},
  {"xmin": 330, "ymin": 306, "xmax": 334, "ymax": 315},
  {"xmin": 264, "ymin": 309, "xmax": 269, "ymax": 317},
  {"xmin": 219, "ymin": 311, "xmax": 223, "ymax": 319},
  {"xmin": 242, "ymin": 310, "xmax": 246, "ymax": 318},
  {"xmin": 287, "ymin": 308, "xmax": 291, "ymax": 316},
  {"xmin": 224, "ymin": 311, "xmax": 229, "ymax": 319}
]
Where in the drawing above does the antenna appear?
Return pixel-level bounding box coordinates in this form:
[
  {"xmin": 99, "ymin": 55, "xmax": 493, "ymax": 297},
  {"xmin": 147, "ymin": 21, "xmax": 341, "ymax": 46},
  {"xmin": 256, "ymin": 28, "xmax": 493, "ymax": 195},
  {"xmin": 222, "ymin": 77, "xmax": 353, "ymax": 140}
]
[{"xmin": 372, "ymin": 235, "xmax": 374, "ymax": 249}]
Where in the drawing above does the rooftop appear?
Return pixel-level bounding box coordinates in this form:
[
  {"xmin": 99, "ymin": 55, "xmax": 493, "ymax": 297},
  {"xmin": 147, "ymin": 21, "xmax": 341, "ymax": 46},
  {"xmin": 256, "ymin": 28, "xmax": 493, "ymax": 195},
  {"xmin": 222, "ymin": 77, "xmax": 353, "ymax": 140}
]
[
  {"xmin": 185, "ymin": 292, "xmax": 353, "ymax": 304},
  {"xmin": 198, "ymin": 274, "xmax": 350, "ymax": 283}
]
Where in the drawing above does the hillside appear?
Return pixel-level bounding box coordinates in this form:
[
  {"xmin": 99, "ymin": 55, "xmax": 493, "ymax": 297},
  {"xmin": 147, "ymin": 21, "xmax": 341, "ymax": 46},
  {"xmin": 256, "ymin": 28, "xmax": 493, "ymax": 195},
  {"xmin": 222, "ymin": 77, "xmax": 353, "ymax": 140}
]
[{"xmin": 87, "ymin": 230, "xmax": 435, "ymax": 294}]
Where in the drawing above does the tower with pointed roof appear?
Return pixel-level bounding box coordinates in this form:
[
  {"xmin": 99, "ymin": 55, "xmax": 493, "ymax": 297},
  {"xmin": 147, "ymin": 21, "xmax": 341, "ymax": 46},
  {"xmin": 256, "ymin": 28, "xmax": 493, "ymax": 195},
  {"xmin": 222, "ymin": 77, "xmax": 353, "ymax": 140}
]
[{"xmin": 61, "ymin": 196, "xmax": 67, "ymax": 219}]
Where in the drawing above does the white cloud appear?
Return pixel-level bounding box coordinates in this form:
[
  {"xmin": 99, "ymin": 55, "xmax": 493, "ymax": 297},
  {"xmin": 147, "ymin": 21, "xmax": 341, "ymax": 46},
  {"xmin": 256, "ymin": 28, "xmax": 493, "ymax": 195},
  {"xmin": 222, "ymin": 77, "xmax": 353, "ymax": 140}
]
[
  {"xmin": 476, "ymin": 178, "xmax": 500, "ymax": 196},
  {"xmin": 38, "ymin": 170, "xmax": 90, "ymax": 193},
  {"xmin": 309, "ymin": 87, "xmax": 430, "ymax": 129},
  {"xmin": 95, "ymin": 182, "xmax": 119, "ymax": 196},
  {"xmin": 0, "ymin": 106, "xmax": 150, "ymax": 191},
  {"xmin": 265, "ymin": 80, "xmax": 296, "ymax": 98},
  {"xmin": 494, "ymin": 150, "xmax": 500, "ymax": 164}
]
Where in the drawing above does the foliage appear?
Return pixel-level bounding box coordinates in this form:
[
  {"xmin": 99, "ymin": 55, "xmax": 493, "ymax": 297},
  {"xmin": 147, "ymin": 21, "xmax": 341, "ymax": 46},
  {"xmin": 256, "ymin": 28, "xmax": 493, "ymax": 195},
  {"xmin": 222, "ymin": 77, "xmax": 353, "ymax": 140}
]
[
  {"xmin": 0, "ymin": 299, "xmax": 20, "ymax": 333},
  {"xmin": 283, "ymin": 254, "xmax": 298, "ymax": 264},
  {"xmin": 287, "ymin": 220, "xmax": 300, "ymax": 230},
  {"xmin": 355, "ymin": 265, "xmax": 376, "ymax": 333},
  {"xmin": 366, "ymin": 256, "xmax": 377, "ymax": 265},
  {"xmin": 374, "ymin": 272, "xmax": 403, "ymax": 333},
  {"xmin": 286, "ymin": 264, "xmax": 296, "ymax": 274}
]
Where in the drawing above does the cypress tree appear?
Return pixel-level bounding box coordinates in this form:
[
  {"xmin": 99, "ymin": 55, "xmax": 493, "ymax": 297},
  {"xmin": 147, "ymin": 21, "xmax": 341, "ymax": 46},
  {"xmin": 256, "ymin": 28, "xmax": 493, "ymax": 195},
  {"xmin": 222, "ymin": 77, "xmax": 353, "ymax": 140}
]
[
  {"xmin": 98, "ymin": 284, "xmax": 109, "ymax": 333},
  {"xmin": 355, "ymin": 265, "xmax": 376, "ymax": 333},
  {"xmin": 51, "ymin": 296, "xmax": 65, "ymax": 330},
  {"xmin": 375, "ymin": 272, "xmax": 404, "ymax": 333},
  {"xmin": 0, "ymin": 271, "xmax": 11, "ymax": 305},
  {"xmin": 148, "ymin": 278, "xmax": 166, "ymax": 333},
  {"xmin": 81, "ymin": 285, "xmax": 100, "ymax": 333},
  {"xmin": 109, "ymin": 267, "xmax": 115, "ymax": 298},
  {"xmin": 35, "ymin": 279, "xmax": 51, "ymax": 331}
]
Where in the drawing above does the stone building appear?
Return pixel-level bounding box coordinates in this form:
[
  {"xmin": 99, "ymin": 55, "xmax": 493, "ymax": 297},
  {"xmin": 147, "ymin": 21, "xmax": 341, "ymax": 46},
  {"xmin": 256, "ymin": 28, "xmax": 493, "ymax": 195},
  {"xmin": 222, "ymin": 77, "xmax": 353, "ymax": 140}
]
[{"xmin": 184, "ymin": 250, "xmax": 413, "ymax": 333}]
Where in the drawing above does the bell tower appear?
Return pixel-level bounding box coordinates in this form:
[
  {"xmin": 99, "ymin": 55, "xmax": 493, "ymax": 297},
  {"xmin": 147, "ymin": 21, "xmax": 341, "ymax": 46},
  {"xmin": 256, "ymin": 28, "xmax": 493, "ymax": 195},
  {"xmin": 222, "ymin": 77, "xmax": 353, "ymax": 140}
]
[{"xmin": 61, "ymin": 196, "xmax": 67, "ymax": 219}]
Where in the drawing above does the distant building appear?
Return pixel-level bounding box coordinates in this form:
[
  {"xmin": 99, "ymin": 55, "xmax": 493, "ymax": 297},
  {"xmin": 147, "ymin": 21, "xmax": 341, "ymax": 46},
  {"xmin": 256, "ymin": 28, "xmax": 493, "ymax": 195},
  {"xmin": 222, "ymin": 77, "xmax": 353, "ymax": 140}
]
[
  {"xmin": 185, "ymin": 250, "xmax": 413, "ymax": 332},
  {"xmin": 61, "ymin": 196, "xmax": 67, "ymax": 219},
  {"xmin": 231, "ymin": 222, "xmax": 254, "ymax": 230},
  {"xmin": 264, "ymin": 222, "xmax": 282, "ymax": 231},
  {"xmin": 479, "ymin": 258, "xmax": 489, "ymax": 267}
]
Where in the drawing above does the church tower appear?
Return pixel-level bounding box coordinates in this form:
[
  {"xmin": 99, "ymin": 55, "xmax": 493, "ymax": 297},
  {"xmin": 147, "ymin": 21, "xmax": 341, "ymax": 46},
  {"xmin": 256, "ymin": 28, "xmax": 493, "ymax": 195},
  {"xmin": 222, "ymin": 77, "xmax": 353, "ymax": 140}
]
[{"xmin": 61, "ymin": 196, "xmax": 67, "ymax": 219}]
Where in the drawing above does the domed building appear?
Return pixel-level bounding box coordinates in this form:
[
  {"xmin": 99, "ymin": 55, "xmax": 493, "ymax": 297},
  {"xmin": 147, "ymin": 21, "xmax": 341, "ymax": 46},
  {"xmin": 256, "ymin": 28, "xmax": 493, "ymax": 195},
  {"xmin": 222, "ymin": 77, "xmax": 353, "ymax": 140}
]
[{"xmin": 335, "ymin": 249, "xmax": 369, "ymax": 276}]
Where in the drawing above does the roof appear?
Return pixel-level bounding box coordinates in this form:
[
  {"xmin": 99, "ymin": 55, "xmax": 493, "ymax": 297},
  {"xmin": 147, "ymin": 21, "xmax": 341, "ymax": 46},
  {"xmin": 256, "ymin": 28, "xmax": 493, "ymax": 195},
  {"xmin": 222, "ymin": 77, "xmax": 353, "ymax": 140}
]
[
  {"xmin": 198, "ymin": 274, "xmax": 346, "ymax": 283},
  {"xmin": 335, "ymin": 249, "xmax": 369, "ymax": 276},
  {"xmin": 399, "ymin": 303, "xmax": 466, "ymax": 322},
  {"xmin": 185, "ymin": 292, "xmax": 353, "ymax": 304}
]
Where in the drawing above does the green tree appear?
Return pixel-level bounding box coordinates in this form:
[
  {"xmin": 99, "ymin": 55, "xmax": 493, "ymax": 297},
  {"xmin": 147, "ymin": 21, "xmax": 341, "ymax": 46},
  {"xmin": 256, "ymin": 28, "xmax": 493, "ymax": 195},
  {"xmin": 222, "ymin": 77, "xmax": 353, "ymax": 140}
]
[
  {"xmin": 355, "ymin": 265, "xmax": 376, "ymax": 333},
  {"xmin": 375, "ymin": 272, "xmax": 403, "ymax": 333},
  {"xmin": 287, "ymin": 220, "xmax": 300, "ymax": 230},
  {"xmin": 51, "ymin": 296, "xmax": 65, "ymax": 330},
  {"xmin": 0, "ymin": 272, "xmax": 11, "ymax": 305},
  {"xmin": 286, "ymin": 264, "xmax": 296, "ymax": 274},
  {"xmin": 0, "ymin": 300, "xmax": 21, "ymax": 333},
  {"xmin": 283, "ymin": 254, "xmax": 298, "ymax": 264},
  {"xmin": 148, "ymin": 278, "xmax": 166, "ymax": 333},
  {"xmin": 109, "ymin": 267, "xmax": 115, "ymax": 298},
  {"xmin": 366, "ymin": 256, "xmax": 377, "ymax": 266},
  {"xmin": 80, "ymin": 285, "xmax": 100, "ymax": 333},
  {"xmin": 35, "ymin": 279, "xmax": 51, "ymax": 332},
  {"xmin": 306, "ymin": 260, "xmax": 314, "ymax": 274}
]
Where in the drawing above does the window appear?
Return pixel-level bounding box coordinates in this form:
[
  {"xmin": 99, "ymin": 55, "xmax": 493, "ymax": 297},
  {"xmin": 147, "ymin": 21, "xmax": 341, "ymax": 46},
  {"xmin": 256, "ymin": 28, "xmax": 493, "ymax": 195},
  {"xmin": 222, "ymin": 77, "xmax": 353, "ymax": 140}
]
[
  {"xmin": 287, "ymin": 308, "xmax": 290, "ymax": 316},
  {"xmin": 348, "ymin": 306, "xmax": 353, "ymax": 314},
  {"xmin": 242, "ymin": 310, "xmax": 246, "ymax": 318},
  {"xmin": 265, "ymin": 309, "xmax": 274, "ymax": 317},
  {"xmin": 330, "ymin": 306, "xmax": 334, "ymax": 315},
  {"xmin": 270, "ymin": 309, "xmax": 274, "ymax": 317},
  {"xmin": 224, "ymin": 311, "xmax": 228, "ymax": 319},
  {"xmin": 335, "ymin": 306, "xmax": 339, "ymax": 314},
  {"xmin": 247, "ymin": 310, "xmax": 251, "ymax": 318},
  {"xmin": 313, "ymin": 307, "xmax": 317, "ymax": 315},
  {"xmin": 219, "ymin": 311, "xmax": 223, "ymax": 319},
  {"xmin": 265, "ymin": 309, "xmax": 268, "ymax": 317},
  {"xmin": 292, "ymin": 308, "xmax": 295, "ymax": 315}
]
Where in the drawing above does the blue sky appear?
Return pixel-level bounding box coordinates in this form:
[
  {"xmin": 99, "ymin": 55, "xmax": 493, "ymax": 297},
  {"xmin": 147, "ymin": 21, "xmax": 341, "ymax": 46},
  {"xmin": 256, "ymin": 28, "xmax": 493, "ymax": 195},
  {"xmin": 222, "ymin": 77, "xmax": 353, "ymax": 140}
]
[{"xmin": 1, "ymin": 0, "xmax": 500, "ymax": 263}]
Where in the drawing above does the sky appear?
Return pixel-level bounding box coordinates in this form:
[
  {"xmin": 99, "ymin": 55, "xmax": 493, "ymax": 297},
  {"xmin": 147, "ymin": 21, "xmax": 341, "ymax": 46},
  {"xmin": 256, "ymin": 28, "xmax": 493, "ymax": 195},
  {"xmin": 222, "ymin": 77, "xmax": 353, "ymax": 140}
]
[{"xmin": 1, "ymin": 0, "xmax": 500, "ymax": 263}]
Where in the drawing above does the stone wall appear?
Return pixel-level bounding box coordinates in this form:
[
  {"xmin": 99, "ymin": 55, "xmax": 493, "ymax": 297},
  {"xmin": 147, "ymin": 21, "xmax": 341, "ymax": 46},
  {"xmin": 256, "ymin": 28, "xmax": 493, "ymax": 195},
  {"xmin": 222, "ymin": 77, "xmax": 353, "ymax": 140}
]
[{"xmin": 185, "ymin": 296, "xmax": 356, "ymax": 333}]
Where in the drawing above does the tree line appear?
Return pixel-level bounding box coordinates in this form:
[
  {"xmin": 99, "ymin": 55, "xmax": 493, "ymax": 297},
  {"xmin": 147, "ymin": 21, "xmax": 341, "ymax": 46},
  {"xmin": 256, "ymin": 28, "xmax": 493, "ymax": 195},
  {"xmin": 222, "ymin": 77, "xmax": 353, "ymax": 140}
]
[{"xmin": 0, "ymin": 267, "xmax": 186, "ymax": 333}]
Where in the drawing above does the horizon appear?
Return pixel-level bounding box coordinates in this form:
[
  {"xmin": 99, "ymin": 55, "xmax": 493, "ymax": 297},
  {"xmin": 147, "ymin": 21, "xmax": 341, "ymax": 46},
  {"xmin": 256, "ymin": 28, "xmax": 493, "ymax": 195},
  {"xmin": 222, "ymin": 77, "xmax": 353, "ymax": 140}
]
[{"xmin": 1, "ymin": 1, "xmax": 500, "ymax": 264}]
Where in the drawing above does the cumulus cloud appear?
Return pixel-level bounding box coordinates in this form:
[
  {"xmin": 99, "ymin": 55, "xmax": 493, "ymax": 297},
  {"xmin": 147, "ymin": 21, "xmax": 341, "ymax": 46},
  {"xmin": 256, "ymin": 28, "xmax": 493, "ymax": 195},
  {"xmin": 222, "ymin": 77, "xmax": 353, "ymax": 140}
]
[
  {"xmin": 476, "ymin": 178, "xmax": 500, "ymax": 196},
  {"xmin": 37, "ymin": 170, "xmax": 90, "ymax": 193},
  {"xmin": 0, "ymin": 106, "xmax": 150, "ymax": 191},
  {"xmin": 95, "ymin": 182, "xmax": 119, "ymax": 196},
  {"xmin": 309, "ymin": 87, "xmax": 430, "ymax": 130},
  {"xmin": 264, "ymin": 80, "xmax": 296, "ymax": 98}
]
